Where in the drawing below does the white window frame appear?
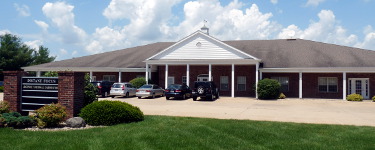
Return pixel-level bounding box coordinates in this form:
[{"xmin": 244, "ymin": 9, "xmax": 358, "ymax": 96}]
[
  {"xmin": 92, "ymin": 76, "xmax": 97, "ymax": 82},
  {"xmin": 271, "ymin": 77, "xmax": 289, "ymax": 92},
  {"xmin": 220, "ymin": 76, "xmax": 229, "ymax": 91},
  {"xmin": 318, "ymin": 77, "xmax": 338, "ymax": 93},
  {"xmin": 103, "ymin": 75, "xmax": 116, "ymax": 82},
  {"xmin": 237, "ymin": 76, "xmax": 246, "ymax": 91},
  {"xmin": 167, "ymin": 76, "xmax": 175, "ymax": 86}
]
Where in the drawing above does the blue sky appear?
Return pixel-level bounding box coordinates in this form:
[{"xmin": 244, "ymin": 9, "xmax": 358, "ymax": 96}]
[{"xmin": 1, "ymin": 0, "xmax": 374, "ymax": 61}]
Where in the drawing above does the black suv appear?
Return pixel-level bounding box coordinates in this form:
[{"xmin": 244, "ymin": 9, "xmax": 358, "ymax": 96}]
[
  {"xmin": 192, "ymin": 81, "xmax": 219, "ymax": 101},
  {"xmin": 91, "ymin": 81, "xmax": 114, "ymax": 97}
]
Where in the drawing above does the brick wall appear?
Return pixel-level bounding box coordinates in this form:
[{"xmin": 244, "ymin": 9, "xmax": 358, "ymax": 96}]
[
  {"xmin": 302, "ymin": 73, "xmax": 343, "ymax": 99},
  {"xmin": 3, "ymin": 71, "xmax": 24, "ymax": 113},
  {"xmin": 262, "ymin": 73, "xmax": 299, "ymax": 98},
  {"xmin": 58, "ymin": 71, "xmax": 85, "ymax": 117}
]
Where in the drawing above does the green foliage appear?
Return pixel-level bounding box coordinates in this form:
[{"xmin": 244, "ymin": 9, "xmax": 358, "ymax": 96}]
[
  {"xmin": 0, "ymin": 112, "xmax": 35, "ymax": 128},
  {"xmin": 43, "ymin": 71, "xmax": 58, "ymax": 77},
  {"xmin": 0, "ymin": 34, "xmax": 55, "ymax": 71},
  {"xmin": 130, "ymin": 77, "xmax": 146, "ymax": 88},
  {"xmin": 84, "ymin": 74, "xmax": 98, "ymax": 106},
  {"xmin": 0, "ymin": 101, "xmax": 10, "ymax": 114},
  {"xmin": 279, "ymin": 93, "xmax": 286, "ymax": 99},
  {"xmin": 257, "ymin": 78, "xmax": 281, "ymax": 99},
  {"xmin": 372, "ymin": 96, "xmax": 375, "ymax": 102},
  {"xmin": 346, "ymin": 94, "xmax": 363, "ymax": 101},
  {"xmin": 0, "ymin": 86, "xmax": 3, "ymax": 92},
  {"xmin": 34, "ymin": 103, "xmax": 67, "ymax": 128},
  {"xmin": 80, "ymin": 100, "xmax": 144, "ymax": 126}
]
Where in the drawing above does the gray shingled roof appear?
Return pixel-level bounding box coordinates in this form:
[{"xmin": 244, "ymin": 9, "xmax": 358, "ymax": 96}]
[{"xmin": 26, "ymin": 39, "xmax": 375, "ymax": 69}]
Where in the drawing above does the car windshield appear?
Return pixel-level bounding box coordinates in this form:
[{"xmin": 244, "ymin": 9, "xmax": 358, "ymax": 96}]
[
  {"xmin": 167, "ymin": 84, "xmax": 181, "ymax": 89},
  {"xmin": 112, "ymin": 84, "xmax": 122, "ymax": 88},
  {"xmin": 139, "ymin": 85, "xmax": 152, "ymax": 89}
]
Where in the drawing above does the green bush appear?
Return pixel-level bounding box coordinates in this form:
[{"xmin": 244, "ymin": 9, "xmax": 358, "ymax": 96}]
[
  {"xmin": 0, "ymin": 86, "xmax": 3, "ymax": 92},
  {"xmin": 279, "ymin": 93, "xmax": 286, "ymax": 99},
  {"xmin": 346, "ymin": 94, "xmax": 363, "ymax": 101},
  {"xmin": 130, "ymin": 77, "xmax": 146, "ymax": 88},
  {"xmin": 84, "ymin": 74, "xmax": 98, "ymax": 106},
  {"xmin": 372, "ymin": 96, "xmax": 375, "ymax": 102},
  {"xmin": 0, "ymin": 112, "xmax": 35, "ymax": 128},
  {"xmin": 34, "ymin": 103, "xmax": 67, "ymax": 128},
  {"xmin": 43, "ymin": 71, "xmax": 58, "ymax": 77},
  {"xmin": 80, "ymin": 100, "xmax": 144, "ymax": 126},
  {"xmin": 257, "ymin": 78, "xmax": 281, "ymax": 99},
  {"xmin": 0, "ymin": 101, "xmax": 10, "ymax": 114}
]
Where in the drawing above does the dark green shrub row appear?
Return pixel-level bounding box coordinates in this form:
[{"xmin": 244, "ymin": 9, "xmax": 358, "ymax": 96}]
[
  {"xmin": 80, "ymin": 100, "xmax": 144, "ymax": 126},
  {"xmin": 257, "ymin": 78, "xmax": 281, "ymax": 99},
  {"xmin": 0, "ymin": 112, "xmax": 35, "ymax": 128},
  {"xmin": 346, "ymin": 94, "xmax": 363, "ymax": 101}
]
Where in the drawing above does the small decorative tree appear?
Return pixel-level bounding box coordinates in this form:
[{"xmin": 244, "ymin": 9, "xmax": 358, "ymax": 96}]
[
  {"xmin": 257, "ymin": 78, "xmax": 281, "ymax": 99},
  {"xmin": 84, "ymin": 74, "xmax": 98, "ymax": 106}
]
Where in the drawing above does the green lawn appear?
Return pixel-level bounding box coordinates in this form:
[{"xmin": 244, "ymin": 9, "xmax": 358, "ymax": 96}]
[{"xmin": 1, "ymin": 115, "xmax": 374, "ymax": 150}]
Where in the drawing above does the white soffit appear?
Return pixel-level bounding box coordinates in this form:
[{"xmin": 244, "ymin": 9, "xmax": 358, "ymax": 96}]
[{"xmin": 148, "ymin": 31, "xmax": 258, "ymax": 60}]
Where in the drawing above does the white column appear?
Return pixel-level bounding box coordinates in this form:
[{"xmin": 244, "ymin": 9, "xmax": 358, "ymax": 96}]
[
  {"xmin": 186, "ymin": 64, "xmax": 190, "ymax": 87},
  {"xmin": 165, "ymin": 64, "xmax": 168, "ymax": 89},
  {"xmin": 208, "ymin": 64, "xmax": 212, "ymax": 81},
  {"xmin": 118, "ymin": 70, "xmax": 122, "ymax": 83},
  {"xmin": 145, "ymin": 63, "xmax": 149, "ymax": 84},
  {"xmin": 36, "ymin": 71, "xmax": 41, "ymax": 77},
  {"xmin": 89, "ymin": 71, "xmax": 93, "ymax": 82},
  {"xmin": 298, "ymin": 71, "xmax": 302, "ymax": 98},
  {"xmin": 255, "ymin": 63, "xmax": 259, "ymax": 99},
  {"xmin": 231, "ymin": 64, "xmax": 235, "ymax": 98},
  {"xmin": 343, "ymin": 72, "xmax": 347, "ymax": 100},
  {"xmin": 149, "ymin": 65, "xmax": 152, "ymax": 81}
]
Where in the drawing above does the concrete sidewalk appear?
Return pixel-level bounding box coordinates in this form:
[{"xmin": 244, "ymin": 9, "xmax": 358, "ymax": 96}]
[{"xmin": 101, "ymin": 96, "xmax": 375, "ymax": 127}]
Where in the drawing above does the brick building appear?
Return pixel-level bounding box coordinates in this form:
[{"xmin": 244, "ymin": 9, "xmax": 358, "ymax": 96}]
[{"xmin": 23, "ymin": 29, "xmax": 375, "ymax": 100}]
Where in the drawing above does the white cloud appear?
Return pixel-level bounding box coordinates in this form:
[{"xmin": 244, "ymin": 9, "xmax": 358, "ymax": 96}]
[
  {"xmin": 60, "ymin": 49, "xmax": 68, "ymax": 55},
  {"xmin": 34, "ymin": 20, "xmax": 49, "ymax": 32},
  {"xmin": 0, "ymin": 30, "xmax": 11, "ymax": 35},
  {"xmin": 271, "ymin": 0, "xmax": 278, "ymax": 4},
  {"xmin": 305, "ymin": 0, "xmax": 326, "ymax": 6},
  {"xmin": 14, "ymin": 3, "xmax": 30, "ymax": 17},
  {"xmin": 42, "ymin": 2, "xmax": 87, "ymax": 44},
  {"xmin": 25, "ymin": 40, "xmax": 43, "ymax": 50},
  {"xmin": 85, "ymin": 26, "xmax": 129, "ymax": 53},
  {"xmin": 72, "ymin": 50, "xmax": 78, "ymax": 56}
]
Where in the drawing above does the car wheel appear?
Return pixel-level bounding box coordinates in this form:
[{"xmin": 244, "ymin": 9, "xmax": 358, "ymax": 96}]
[
  {"xmin": 182, "ymin": 94, "xmax": 186, "ymax": 100},
  {"xmin": 126, "ymin": 92, "xmax": 129, "ymax": 98},
  {"xmin": 111, "ymin": 96, "xmax": 115, "ymax": 98},
  {"xmin": 216, "ymin": 92, "xmax": 220, "ymax": 99},
  {"xmin": 197, "ymin": 86, "xmax": 205, "ymax": 94},
  {"xmin": 193, "ymin": 96, "xmax": 197, "ymax": 101},
  {"xmin": 138, "ymin": 96, "xmax": 141, "ymax": 99},
  {"xmin": 166, "ymin": 97, "xmax": 170, "ymax": 100}
]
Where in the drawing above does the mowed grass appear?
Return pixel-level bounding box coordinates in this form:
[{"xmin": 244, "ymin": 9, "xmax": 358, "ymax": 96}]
[{"xmin": 1, "ymin": 116, "xmax": 374, "ymax": 150}]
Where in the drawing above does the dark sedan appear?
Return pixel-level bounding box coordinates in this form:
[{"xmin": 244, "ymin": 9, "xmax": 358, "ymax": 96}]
[{"xmin": 165, "ymin": 84, "xmax": 192, "ymax": 100}]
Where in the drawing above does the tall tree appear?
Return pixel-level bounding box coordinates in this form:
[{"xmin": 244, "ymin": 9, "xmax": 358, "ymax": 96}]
[{"xmin": 0, "ymin": 34, "xmax": 55, "ymax": 71}]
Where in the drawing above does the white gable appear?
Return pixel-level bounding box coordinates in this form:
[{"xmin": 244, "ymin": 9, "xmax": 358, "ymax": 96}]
[{"xmin": 149, "ymin": 31, "xmax": 257, "ymax": 60}]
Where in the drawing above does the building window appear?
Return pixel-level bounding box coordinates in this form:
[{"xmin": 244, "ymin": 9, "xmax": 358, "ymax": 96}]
[
  {"xmin": 220, "ymin": 76, "xmax": 229, "ymax": 91},
  {"xmin": 271, "ymin": 77, "xmax": 289, "ymax": 92},
  {"xmin": 182, "ymin": 76, "xmax": 187, "ymax": 84},
  {"xmin": 92, "ymin": 76, "xmax": 96, "ymax": 81},
  {"xmin": 319, "ymin": 77, "xmax": 338, "ymax": 93},
  {"xmin": 237, "ymin": 76, "xmax": 246, "ymax": 91},
  {"xmin": 103, "ymin": 75, "xmax": 116, "ymax": 82}
]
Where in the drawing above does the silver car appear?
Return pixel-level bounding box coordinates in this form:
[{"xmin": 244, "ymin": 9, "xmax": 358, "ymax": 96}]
[
  {"xmin": 109, "ymin": 82, "xmax": 136, "ymax": 98},
  {"xmin": 136, "ymin": 84, "xmax": 164, "ymax": 99}
]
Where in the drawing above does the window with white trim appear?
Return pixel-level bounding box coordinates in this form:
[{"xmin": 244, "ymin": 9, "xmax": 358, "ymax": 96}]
[
  {"xmin": 237, "ymin": 76, "xmax": 246, "ymax": 91},
  {"xmin": 271, "ymin": 77, "xmax": 289, "ymax": 92},
  {"xmin": 103, "ymin": 75, "xmax": 116, "ymax": 82},
  {"xmin": 220, "ymin": 76, "xmax": 229, "ymax": 91},
  {"xmin": 92, "ymin": 76, "xmax": 97, "ymax": 81},
  {"xmin": 318, "ymin": 77, "xmax": 338, "ymax": 93},
  {"xmin": 182, "ymin": 76, "xmax": 187, "ymax": 84}
]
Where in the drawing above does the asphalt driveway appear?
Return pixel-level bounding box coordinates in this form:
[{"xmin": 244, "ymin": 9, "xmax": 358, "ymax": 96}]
[{"xmin": 101, "ymin": 96, "xmax": 375, "ymax": 127}]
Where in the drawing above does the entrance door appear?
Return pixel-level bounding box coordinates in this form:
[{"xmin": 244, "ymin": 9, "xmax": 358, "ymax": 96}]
[{"xmin": 348, "ymin": 78, "xmax": 369, "ymax": 99}]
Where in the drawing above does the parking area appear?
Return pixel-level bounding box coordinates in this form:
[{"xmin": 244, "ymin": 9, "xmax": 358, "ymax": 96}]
[{"xmin": 101, "ymin": 96, "xmax": 375, "ymax": 127}]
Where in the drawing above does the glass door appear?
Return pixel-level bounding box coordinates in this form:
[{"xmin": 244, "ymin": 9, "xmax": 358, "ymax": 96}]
[{"xmin": 348, "ymin": 78, "xmax": 369, "ymax": 99}]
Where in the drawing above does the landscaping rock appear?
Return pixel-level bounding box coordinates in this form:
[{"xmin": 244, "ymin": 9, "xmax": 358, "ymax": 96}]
[{"xmin": 65, "ymin": 117, "xmax": 86, "ymax": 128}]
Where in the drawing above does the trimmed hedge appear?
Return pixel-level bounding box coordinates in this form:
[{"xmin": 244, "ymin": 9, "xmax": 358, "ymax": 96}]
[
  {"xmin": 130, "ymin": 77, "xmax": 146, "ymax": 88},
  {"xmin": 346, "ymin": 94, "xmax": 363, "ymax": 101},
  {"xmin": 79, "ymin": 100, "xmax": 144, "ymax": 126},
  {"xmin": 257, "ymin": 78, "xmax": 281, "ymax": 99}
]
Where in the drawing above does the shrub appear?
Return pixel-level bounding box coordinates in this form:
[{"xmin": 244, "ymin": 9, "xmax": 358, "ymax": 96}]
[
  {"xmin": 346, "ymin": 94, "xmax": 363, "ymax": 101},
  {"xmin": 0, "ymin": 101, "xmax": 10, "ymax": 114},
  {"xmin": 80, "ymin": 100, "xmax": 144, "ymax": 126},
  {"xmin": 43, "ymin": 71, "xmax": 58, "ymax": 77},
  {"xmin": 0, "ymin": 112, "xmax": 35, "ymax": 128},
  {"xmin": 257, "ymin": 78, "xmax": 281, "ymax": 99},
  {"xmin": 84, "ymin": 74, "xmax": 98, "ymax": 106},
  {"xmin": 279, "ymin": 93, "xmax": 286, "ymax": 99},
  {"xmin": 34, "ymin": 103, "xmax": 67, "ymax": 128},
  {"xmin": 130, "ymin": 77, "xmax": 146, "ymax": 88},
  {"xmin": 0, "ymin": 86, "xmax": 3, "ymax": 92},
  {"xmin": 373, "ymin": 96, "xmax": 375, "ymax": 102}
]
